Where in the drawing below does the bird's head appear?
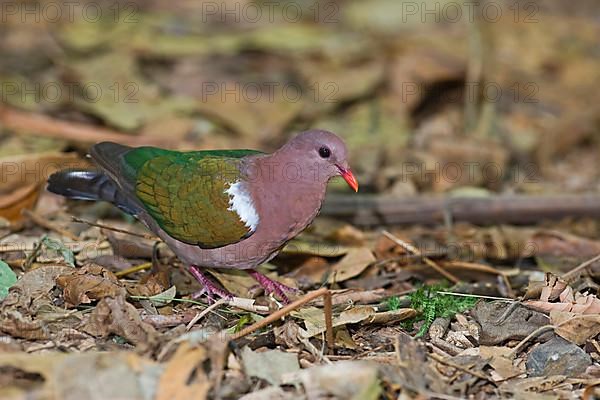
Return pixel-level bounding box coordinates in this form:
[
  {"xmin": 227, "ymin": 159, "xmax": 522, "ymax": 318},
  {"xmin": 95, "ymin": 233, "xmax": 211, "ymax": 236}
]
[{"xmin": 281, "ymin": 129, "xmax": 358, "ymax": 192}]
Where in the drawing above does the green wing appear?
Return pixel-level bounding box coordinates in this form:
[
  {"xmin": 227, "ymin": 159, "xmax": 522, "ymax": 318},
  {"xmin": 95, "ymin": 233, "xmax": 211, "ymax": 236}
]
[{"xmin": 123, "ymin": 147, "xmax": 263, "ymax": 248}]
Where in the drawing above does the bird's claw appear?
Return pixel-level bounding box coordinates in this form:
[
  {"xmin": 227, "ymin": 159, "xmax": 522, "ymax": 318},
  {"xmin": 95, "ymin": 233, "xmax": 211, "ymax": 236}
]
[
  {"xmin": 249, "ymin": 270, "xmax": 298, "ymax": 304},
  {"xmin": 189, "ymin": 265, "xmax": 233, "ymax": 303}
]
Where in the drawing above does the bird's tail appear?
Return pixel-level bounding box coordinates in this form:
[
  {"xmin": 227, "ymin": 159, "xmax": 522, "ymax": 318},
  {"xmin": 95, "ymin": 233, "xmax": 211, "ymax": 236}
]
[{"xmin": 47, "ymin": 170, "xmax": 139, "ymax": 215}]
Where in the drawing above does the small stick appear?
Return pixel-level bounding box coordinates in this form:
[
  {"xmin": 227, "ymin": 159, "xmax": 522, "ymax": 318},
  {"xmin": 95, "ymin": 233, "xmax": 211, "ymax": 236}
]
[
  {"xmin": 23, "ymin": 209, "xmax": 79, "ymax": 241},
  {"xmin": 186, "ymin": 299, "xmax": 227, "ymax": 331},
  {"xmin": 435, "ymin": 291, "xmax": 513, "ymax": 301},
  {"xmin": 72, "ymin": 216, "xmax": 157, "ymax": 240},
  {"xmin": 22, "ymin": 236, "xmax": 45, "ymax": 269},
  {"xmin": 114, "ymin": 262, "xmax": 152, "ymax": 278},
  {"xmin": 323, "ymin": 290, "xmax": 334, "ymax": 353},
  {"xmin": 507, "ymin": 325, "xmax": 555, "ymax": 359},
  {"xmin": 230, "ymin": 287, "xmax": 334, "ymax": 350},
  {"xmin": 428, "ymin": 352, "xmax": 495, "ymax": 383},
  {"xmin": 382, "ymin": 230, "xmax": 460, "ymax": 284},
  {"xmin": 561, "ymin": 253, "xmax": 600, "ymax": 282}
]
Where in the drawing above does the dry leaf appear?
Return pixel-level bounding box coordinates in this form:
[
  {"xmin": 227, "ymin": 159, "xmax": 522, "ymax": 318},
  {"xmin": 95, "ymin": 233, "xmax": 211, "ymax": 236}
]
[
  {"xmin": 0, "ymin": 351, "xmax": 158, "ymax": 400},
  {"xmin": 241, "ymin": 346, "xmax": 300, "ymax": 386},
  {"xmin": 126, "ymin": 268, "xmax": 170, "ymax": 298},
  {"xmin": 156, "ymin": 342, "xmax": 211, "ymax": 400},
  {"xmin": 294, "ymin": 305, "xmax": 376, "ymax": 338},
  {"xmin": 362, "ymin": 308, "xmax": 417, "ymax": 325},
  {"xmin": 480, "ymin": 346, "xmax": 525, "ymax": 380},
  {"xmin": 82, "ymin": 295, "xmax": 157, "ymax": 347},
  {"xmin": 551, "ymin": 311, "xmax": 600, "ymax": 345},
  {"xmin": 0, "ymin": 183, "xmax": 40, "ymax": 222},
  {"xmin": 56, "ymin": 263, "xmax": 126, "ymax": 307},
  {"xmin": 525, "ymin": 286, "xmax": 600, "ymax": 314},
  {"xmin": 328, "ymin": 247, "xmax": 376, "ymax": 283}
]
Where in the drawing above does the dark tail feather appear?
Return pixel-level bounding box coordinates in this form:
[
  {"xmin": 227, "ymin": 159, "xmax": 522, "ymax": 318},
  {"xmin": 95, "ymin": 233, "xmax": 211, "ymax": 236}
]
[{"xmin": 47, "ymin": 170, "xmax": 140, "ymax": 215}]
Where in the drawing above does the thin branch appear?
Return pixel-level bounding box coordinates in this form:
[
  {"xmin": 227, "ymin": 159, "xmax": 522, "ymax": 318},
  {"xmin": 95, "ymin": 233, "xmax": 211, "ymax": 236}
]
[
  {"xmin": 561, "ymin": 253, "xmax": 600, "ymax": 282},
  {"xmin": 22, "ymin": 209, "xmax": 79, "ymax": 241},
  {"xmin": 72, "ymin": 216, "xmax": 157, "ymax": 240},
  {"xmin": 230, "ymin": 287, "xmax": 334, "ymax": 351},
  {"xmin": 383, "ymin": 230, "xmax": 460, "ymax": 284},
  {"xmin": 186, "ymin": 299, "xmax": 227, "ymax": 331},
  {"xmin": 428, "ymin": 352, "xmax": 495, "ymax": 383}
]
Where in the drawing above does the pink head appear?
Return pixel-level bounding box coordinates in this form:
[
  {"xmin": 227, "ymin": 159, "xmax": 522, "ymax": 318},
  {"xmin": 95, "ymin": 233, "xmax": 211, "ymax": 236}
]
[{"xmin": 278, "ymin": 129, "xmax": 358, "ymax": 191}]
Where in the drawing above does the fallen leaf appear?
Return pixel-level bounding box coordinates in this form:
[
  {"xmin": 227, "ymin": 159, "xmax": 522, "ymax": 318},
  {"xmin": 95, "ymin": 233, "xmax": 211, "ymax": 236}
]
[
  {"xmin": 40, "ymin": 236, "xmax": 75, "ymax": 267},
  {"xmin": 56, "ymin": 263, "xmax": 126, "ymax": 307},
  {"xmin": 156, "ymin": 342, "xmax": 211, "ymax": 400},
  {"xmin": 294, "ymin": 305, "xmax": 376, "ymax": 338},
  {"xmin": 480, "ymin": 346, "xmax": 525, "ymax": 380},
  {"xmin": 0, "ymin": 351, "xmax": 160, "ymax": 400},
  {"xmin": 0, "ymin": 260, "xmax": 17, "ymax": 300},
  {"xmin": 525, "ymin": 285, "xmax": 600, "ymax": 314},
  {"xmin": 284, "ymin": 361, "xmax": 380, "ymax": 400},
  {"xmin": 126, "ymin": 267, "xmax": 170, "ymax": 298},
  {"xmin": 241, "ymin": 346, "xmax": 300, "ymax": 386},
  {"xmin": 82, "ymin": 295, "xmax": 157, "ymax": 347},
  {"xmin": 328, "ymin": 247, "xmax": 376, "ymax": 283},
  {"xmin": 2, "ymin": 264, "xmax": 73, "ymax": 310},
  {"xmin": 0, "ymin": 309, "xmax": 48, "ymax": 339},
  {"xmin": 362, "ymin": 309, "xmax": 417, "ymax": 325},
  {"xmin": 0, "ymin": 183, "xmax": 40, "ymax": 222},
  {"xmin": 551, "ymin": 311, "xmax": 600, "ymax": 345},
  {"xmin": 148, "ymin": 286, "xmax": 177, "ymax": 307}
]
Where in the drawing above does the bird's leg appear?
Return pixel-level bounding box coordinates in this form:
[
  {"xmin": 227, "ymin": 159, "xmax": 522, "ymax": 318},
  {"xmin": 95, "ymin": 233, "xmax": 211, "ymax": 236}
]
[
  {"xmin": 248, "ymin": 269, "xmax": 298, "ymax": 304},
  {"xmin": 189, "ymin": 265, "xmax": 232, "ymax": 302}
]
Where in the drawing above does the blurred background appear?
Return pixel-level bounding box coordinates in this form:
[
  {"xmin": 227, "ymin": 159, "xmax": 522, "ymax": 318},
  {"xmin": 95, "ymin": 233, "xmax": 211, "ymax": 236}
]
[{"xmin": 2, "ymin": 0, "xmax": 600, "ymax": 218}]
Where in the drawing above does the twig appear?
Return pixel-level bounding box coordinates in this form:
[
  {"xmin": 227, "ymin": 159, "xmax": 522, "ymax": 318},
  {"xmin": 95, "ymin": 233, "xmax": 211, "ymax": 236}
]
[
  {"xmin": 114, "ymin": 262, "xmax": 152, "ymax": 278},
  {"xmin": 186, "ymin": 299, "xmax": 227, "ymax": 331},
  {"xmin": 22, "ymin": 209, "xmax": 79, "ymax": 241},
  {"xmin": 142, "ymin": 309, "xmax": 204, "ymax": 328},
  {"xmin": 323, "ymin": 290, "xmax": 334, "ymax": 353},
  {"xmin": 561, "ymin": 253, "xmax": 600, "ymax": 282},
  {"xmin": 230, "ymin": 287, "xmax": 334, "ymax": 351},
  {"xmin": 493, "ymin": 300, "xmax": 522, "ymax": 325},
  {"xmin": 507, "ymin": 325, "xmax": 555, "ymax": 359},
  {"xmin": 72, "ymin": 216, "xmax": 157, "ymax": 240},
  {"xmin": 435, "ymin": 291, "xmax": 513, "ymax": 301},
  {"xmin": 382, "ymin": 230, "xmax": 460, "ymax": 284},
  {"xmin": 22, "ymin": 236, "xmax": 45, "ymax": 269},
  {"xmin": 428, "ymin": 352, "xmax": 495, "ymax": 383}
]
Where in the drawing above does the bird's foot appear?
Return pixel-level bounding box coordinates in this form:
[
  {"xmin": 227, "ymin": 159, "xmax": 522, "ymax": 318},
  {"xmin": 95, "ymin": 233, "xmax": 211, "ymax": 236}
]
[
  {"xmin": 189, "ymin": 265, "xmax": 233, "ymax": 303},
  {"xmin": 248, "ymin": 269, "xmax": 298, "ymax": 304}
]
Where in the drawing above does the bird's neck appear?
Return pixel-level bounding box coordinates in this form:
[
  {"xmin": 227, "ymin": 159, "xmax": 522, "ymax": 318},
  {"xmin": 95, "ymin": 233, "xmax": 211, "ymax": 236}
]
[{"xmin": 244, "ymin": 153, "xmax": 328, "ymax": 237}]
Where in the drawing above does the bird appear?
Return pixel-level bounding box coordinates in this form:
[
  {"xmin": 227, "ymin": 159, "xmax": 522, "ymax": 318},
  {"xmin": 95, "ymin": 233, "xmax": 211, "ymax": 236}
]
[{"xmin": 47, "ymin": 129, "xmax": 358, "ymax": 303}]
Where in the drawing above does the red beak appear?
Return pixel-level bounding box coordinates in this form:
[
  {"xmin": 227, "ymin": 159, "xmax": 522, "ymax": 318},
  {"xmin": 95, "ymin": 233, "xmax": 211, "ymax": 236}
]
[{"xmin": 337, "ymin": 166, "xmax": 359, "ymax": 192}]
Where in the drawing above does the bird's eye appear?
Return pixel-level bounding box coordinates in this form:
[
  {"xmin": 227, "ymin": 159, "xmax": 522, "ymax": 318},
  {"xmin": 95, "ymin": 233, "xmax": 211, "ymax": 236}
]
[{"xmin": 318, "ymin": 146, "xmax": 331, "ymax": 158}]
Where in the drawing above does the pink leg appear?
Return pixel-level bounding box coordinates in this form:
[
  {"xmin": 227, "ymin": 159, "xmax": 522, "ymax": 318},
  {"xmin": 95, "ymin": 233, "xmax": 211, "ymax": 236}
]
[
  {"xmin": 189, "ymin": 265, "xmax": 232, "ymax": 302},
  {"xmin": 248, "ymin": 270, "xmax": 298, "ymax": 304}
]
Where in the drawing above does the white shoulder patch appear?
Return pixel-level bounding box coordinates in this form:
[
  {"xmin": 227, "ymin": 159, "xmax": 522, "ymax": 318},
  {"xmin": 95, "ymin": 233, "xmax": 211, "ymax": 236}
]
[{"xmin": 225, "ymin": 181, "xmax": 259, "ymax": 232}]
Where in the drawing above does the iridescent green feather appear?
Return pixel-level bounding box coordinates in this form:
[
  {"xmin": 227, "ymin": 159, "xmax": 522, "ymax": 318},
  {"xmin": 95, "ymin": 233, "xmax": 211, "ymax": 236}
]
[{"xmin": 122, "ymin": 147, "xmax": 263, "ymax": 248}]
